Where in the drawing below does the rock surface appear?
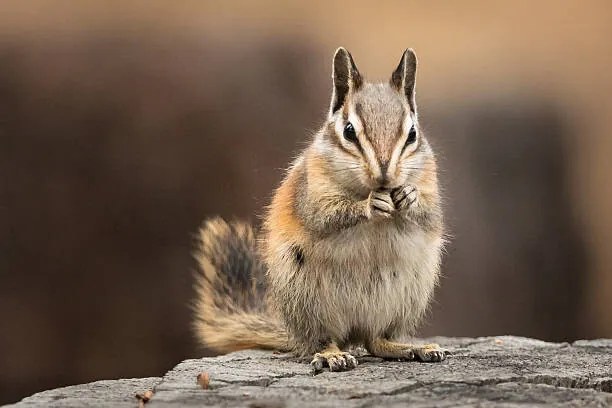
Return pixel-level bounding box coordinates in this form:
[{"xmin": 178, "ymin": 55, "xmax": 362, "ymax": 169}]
[{"xmin": 7, "ymin": 336, "xmax": 612, "ymax": 407}]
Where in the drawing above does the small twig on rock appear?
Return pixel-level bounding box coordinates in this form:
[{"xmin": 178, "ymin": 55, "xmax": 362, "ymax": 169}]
[
  {"xmin": 135, "ymin": 390, "xmax": 154, "ymax": 408},
  {"xmin": 197, "ymin": 372, "xmax": 210, "ymax": 389}
]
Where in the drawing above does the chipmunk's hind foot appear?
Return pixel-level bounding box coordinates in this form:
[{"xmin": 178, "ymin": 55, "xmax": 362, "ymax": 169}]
[
  {"xmin": 310, "ymin": 343, "xmax": 358, "ymax": 374},
  {"xmin": 368, "ymin": 339, "xmax": 450, "ymax": 363},
  {"xmin": 413, "ymin": 343, "xmax": 450, "ymax": 362}
]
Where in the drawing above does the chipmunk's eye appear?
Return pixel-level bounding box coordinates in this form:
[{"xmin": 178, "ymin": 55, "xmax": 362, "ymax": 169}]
[
  {"xmin": 407, "ymin": 125, "xmax": 417, "ymax": 144},
  {"xmin": 343, "ymin": 122, "xmax": 358, "ymax": 143},
  {"xmin": 401, "ymin": 125, "xmax": 417, "ymax": 154}
]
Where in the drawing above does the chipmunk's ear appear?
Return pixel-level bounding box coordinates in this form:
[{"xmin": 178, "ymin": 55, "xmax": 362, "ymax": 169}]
[
  {"xmin": 390, "ymin": 49, "xmax": 418, "ymax": 113},
  {"xmin": 330, "ymin": 47, "xmax": 363, "ymax": 115}
]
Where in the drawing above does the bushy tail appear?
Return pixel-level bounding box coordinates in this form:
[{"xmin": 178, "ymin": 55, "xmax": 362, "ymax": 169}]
[{"xmin": 193, "ymin": 217, "xmax": 290, "ymax": 354}]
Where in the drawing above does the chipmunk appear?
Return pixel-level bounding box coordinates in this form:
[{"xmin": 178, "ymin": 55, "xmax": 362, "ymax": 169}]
[{"xmin": 194, "ymin": 47, "xmax": 447, "ymax": 373}]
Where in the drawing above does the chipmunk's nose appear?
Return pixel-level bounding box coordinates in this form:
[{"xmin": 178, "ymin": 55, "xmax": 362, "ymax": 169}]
[{"xmin": 377, "ymin": 161, "xmax": 390, "ymax": 186}]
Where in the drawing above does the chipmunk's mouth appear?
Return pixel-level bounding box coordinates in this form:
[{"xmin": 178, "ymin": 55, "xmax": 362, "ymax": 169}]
[{"xmin": 370, "ymin": 171, "xmax": 404, "ymax": 191}]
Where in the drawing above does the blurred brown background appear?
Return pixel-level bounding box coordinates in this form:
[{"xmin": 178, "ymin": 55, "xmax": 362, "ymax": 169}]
[{"xmin": 2, "ymin": 0, "xmax": 612, "ymax": 404}]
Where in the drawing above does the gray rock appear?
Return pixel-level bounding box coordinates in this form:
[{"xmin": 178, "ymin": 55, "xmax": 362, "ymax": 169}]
[
  {"xmin": 7, "ymin": 337, "xmax": 612, "ymax": 407},
  {"xmin": 6, "ymin": 377, "xmax": 161, "ymax": 407}
]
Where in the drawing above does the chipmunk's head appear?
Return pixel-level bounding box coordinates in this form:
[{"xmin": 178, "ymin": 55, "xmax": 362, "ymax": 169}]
[{"xmin": 317, "ymin": 47, "xmax": 434, "ymax": 195}]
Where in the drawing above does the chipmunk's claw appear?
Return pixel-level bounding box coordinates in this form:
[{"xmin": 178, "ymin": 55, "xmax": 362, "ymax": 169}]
[
  {"xmin": 387, "ymin": 349, "xmax": 415, "ymax": 361},
  {"xmin": 391, "ymin": 185, "xmax": 418, "ymax": 211},
  {"xmin": 369, "ymin": 190, "xmax": 395, "ymax": 219},
  {"xmin": 413, "ymin": 344, "xmax": 449, "ymax": 362},
  {"xmin": 310, "ymin": 351, "xmax": 358, "ymax": 374}
]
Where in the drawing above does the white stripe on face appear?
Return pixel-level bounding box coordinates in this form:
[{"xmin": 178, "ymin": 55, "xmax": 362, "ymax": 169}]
[
  {"xmin": 331, "ymin": 106, "xmax": 382, "ymax": 178},
  {"xmin": 388, "ymin": 113, "xmax": 417, "ymax": 173},
  {"xmin": 346, "ymin": 107, "xmax": 382, "ymax": 179}
]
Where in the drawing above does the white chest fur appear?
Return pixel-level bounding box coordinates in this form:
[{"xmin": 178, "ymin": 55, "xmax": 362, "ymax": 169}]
[{"xmin": 306, "ymin": 220, "xmax": 442, "ymax": 341}]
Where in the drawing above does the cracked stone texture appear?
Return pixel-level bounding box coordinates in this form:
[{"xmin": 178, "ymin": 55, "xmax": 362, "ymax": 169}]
[{"xmin": 7, "ymin": 336, "xmax": 612, "ymax": 407}]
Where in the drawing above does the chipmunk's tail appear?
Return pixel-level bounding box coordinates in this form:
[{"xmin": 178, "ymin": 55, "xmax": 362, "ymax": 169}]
[{"xmin": 193, "ymin": 217, "xmax": 290, "ymax": 354}]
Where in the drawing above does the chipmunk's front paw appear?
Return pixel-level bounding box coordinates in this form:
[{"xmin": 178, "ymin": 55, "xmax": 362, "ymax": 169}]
[
  {"xmin": 368, "ymin": 190, "xmax": 395, "ymax": 219},
  {"xmin": 391, "ymin": 185, "xmax": 418, "ymax": 211},
  {"xmin": 311, "ymin": 351, "xmax": 358, "ymax": 374},
  {"xmin": 413, "ymin": 343, "xmax": 450, "ymax": 363}
]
